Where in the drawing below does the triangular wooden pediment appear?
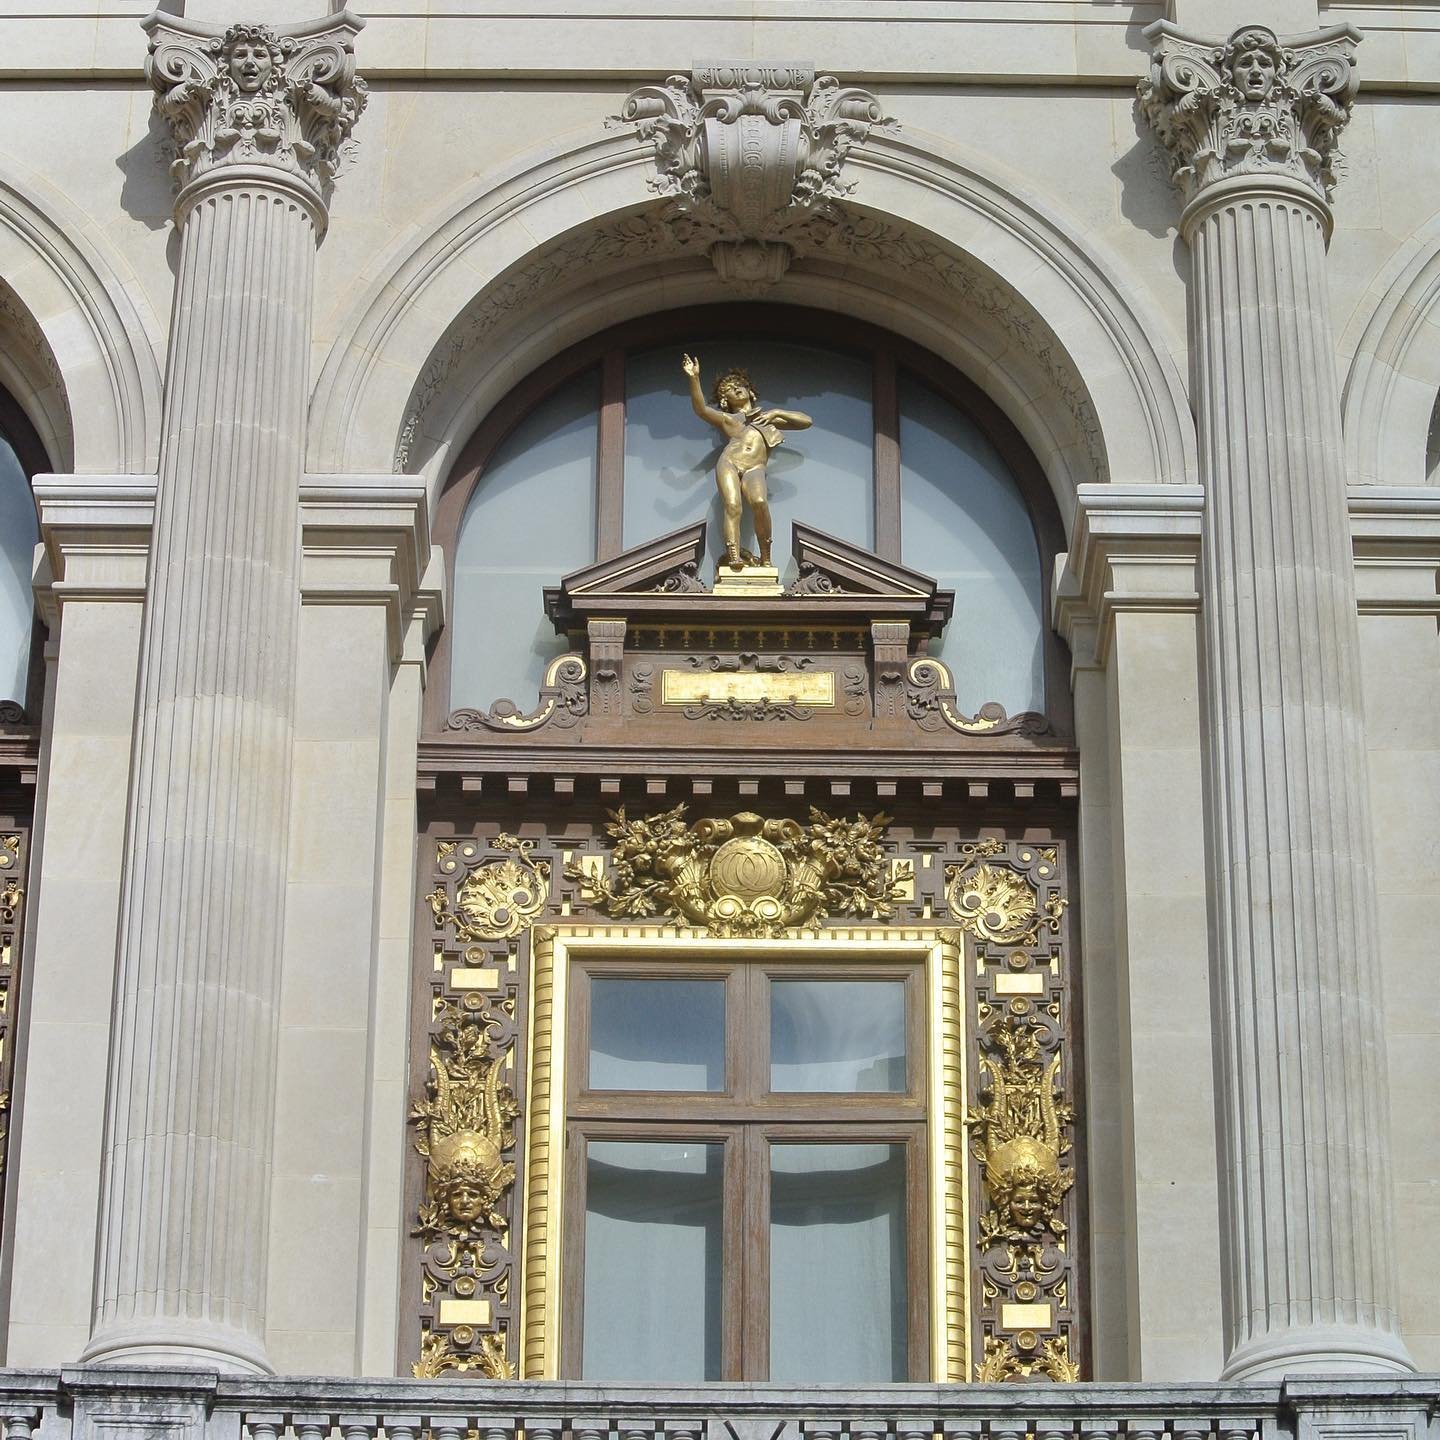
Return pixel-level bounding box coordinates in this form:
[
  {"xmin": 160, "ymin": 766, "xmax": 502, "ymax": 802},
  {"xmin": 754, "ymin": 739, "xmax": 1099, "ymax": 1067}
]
[
  {"xmin": 789, "ymin": 522, "xmax": 941, "ymax": 601},
  {"xmin": 557, "ymin": 522, "xmax": 707, "ymax": 597}
]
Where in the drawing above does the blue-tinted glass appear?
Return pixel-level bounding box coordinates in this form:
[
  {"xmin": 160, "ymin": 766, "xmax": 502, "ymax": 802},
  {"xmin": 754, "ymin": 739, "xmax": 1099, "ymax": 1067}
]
[
  {"xmin": 769, "ymin": 1142, "xmax": 908, "ymax": 1381},
  {"xmin": 583, "ymin": 1140, "xmax": 724, "ymax": 1381},
  {"xmin": 624, "ymin": 341, "xmax": 873, "ymax": 567},
  {"xmin": 589, "ymin": 977, "xmax": 725, "ymax": 1091},
  {"xmin": 770, "ymin": 979, "xmax": 906, "ymax": 1092},
  {"xmin": 899, "ymin": 373, "xmax": 1044, "ymax": 714},
  {"xmin": 451, "ymin": 372, "xmax": 598, "ymax": 711},
  {"xmin": 0, "ymin": 435, "xmax": 35, "ymax": 705}
]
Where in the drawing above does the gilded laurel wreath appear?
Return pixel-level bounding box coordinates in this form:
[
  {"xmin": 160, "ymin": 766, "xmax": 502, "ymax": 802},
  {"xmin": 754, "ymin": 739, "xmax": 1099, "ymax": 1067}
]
[{"xmin": 566, "ymin": 805, "xmax": 908, "ymax": 938}]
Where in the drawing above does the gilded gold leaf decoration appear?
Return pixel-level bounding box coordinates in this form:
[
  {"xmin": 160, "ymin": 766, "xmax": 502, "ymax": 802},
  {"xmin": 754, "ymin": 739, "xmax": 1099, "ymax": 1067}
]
[
  {"xmin": 409, "ymin": 998, "xmax": 520, "ymax": 1244},
  {"xmin": 566, "ymin": 804, "xmax": 907, "ymax": 938},
  {"xmin": 413, "ymin": 1325, "xmax": 516, "ymax": 1380},
  {"xmin": 975, "ymin": 1330, "xmax": 1079, "ymax": 1383},
  {"xmin": 428, "ymin": 834, "xmax": 550, "ymax": 942},
  {"xmin": 945, "ymin": 843, "xmax": 1067, "ymax": 948},
  {"xmin": 967, "ymin": 1017, "xmax": 1074, "ymax": 1247}
]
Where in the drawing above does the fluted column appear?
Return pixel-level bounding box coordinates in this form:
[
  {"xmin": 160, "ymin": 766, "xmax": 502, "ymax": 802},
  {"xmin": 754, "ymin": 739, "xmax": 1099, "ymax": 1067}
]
[
  {"xmin": 1141, "ymin": 23, "xmax": 1412, "ymax": 1378},
  {"xmin": 82, "ymin": 15, "xmax": 366, "ymax": 1372}
]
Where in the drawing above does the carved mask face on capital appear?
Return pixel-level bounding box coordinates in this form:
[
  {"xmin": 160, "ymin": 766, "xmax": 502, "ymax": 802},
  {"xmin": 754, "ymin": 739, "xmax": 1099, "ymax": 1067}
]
[
  {"xmin": 228, "ymin": 39, "xmax": 274, "ymax": 93},
  {"xmin": 1231, "ymin": 45, "xmax": 1278, "ymax": 100}
]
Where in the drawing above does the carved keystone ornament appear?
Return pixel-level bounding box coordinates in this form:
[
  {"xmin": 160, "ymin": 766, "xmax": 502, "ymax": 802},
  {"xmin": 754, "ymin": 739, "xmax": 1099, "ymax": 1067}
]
[{"xmin": 615, "ymin": 63, "xmax": 894, "ymax": 289}]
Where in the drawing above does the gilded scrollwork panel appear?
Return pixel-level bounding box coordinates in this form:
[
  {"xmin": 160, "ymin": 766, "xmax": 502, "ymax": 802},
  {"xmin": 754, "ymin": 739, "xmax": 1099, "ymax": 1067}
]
[
  {"xmin": 948, "ymin": 840, "xmax": 1081, "ymax": 1383},
  {"xmin": 409, "ymin": 816, "xmax": 1081, "ymax": 1383},
  {"xmin": 0, "ymin": 826, "xmax": 25, "ymax": 1236},
  {"xmin": 409, "ymin": 832, "xmax": 555, "ymax": 1378}
]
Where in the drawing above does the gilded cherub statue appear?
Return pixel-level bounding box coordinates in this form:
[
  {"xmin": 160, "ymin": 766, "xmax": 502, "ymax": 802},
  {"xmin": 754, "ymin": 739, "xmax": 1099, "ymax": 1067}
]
[{"xmin": 681, "ymin": 354, "xmax": 812, "ymax": 573}]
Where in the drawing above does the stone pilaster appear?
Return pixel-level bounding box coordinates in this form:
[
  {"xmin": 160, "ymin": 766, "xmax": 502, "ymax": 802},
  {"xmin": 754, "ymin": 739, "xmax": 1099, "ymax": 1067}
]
[
  {"xmin": 81, "ymin": 15, "xmax": 365, "ymax": 1373},
  {"xmin": 1140, "ymin": 22, "xmax": 1412, "ymax": 1377}
]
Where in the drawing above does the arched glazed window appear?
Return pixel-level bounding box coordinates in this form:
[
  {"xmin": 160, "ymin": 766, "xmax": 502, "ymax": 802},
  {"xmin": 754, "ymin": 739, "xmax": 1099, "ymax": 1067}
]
[
  {"xmin": 436, "ymin": 307, "xmax": 1065, "ymax": 728},
  {"xmin": 0, "ymin": 387, "xmax": 44, "ymax": 715}
]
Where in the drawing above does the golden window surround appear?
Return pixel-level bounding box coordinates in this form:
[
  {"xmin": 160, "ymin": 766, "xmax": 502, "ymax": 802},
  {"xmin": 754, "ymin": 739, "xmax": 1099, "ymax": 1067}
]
[{"xmin": 520, "ymin": 923, "xmax": 969, "ymax": 1382}]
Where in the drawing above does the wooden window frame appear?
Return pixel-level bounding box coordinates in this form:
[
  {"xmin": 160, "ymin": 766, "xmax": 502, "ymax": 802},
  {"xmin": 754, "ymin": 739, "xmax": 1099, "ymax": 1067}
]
[
  {"xmin": 523, "ymin": 927, "xmax": 968, "ymax": 1383},
  {"xmin": 428, "ymin": 304, "xmax": 1072, "ymax": 734},
  {"xmin": 563, "ymin": 956, "xmax": 929, "ymax": 1382}
]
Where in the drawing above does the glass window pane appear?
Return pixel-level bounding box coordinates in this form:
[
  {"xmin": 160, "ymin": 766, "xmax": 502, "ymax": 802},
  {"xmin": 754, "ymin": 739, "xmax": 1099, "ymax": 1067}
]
[
  {"xmin": 588, "ymin": 977, "xmax": 725, "ymax": 1091},
  {"xmin": 770, "ymin": 979, "xmax": 906, "ymax": 1092},
  {"xmin": 624, "ymin": 341, "xmax": 874, "ymax": 564},
  {"xmin": 583, "ymin": 1139, "xmax": 724, "ymax": 1381},
  {"xmin": 451, "ymin": 371, "xmax": 598, "ymax": 711},
  {"xmin": 769, "ymin": 1142, "xmax": 908, "ymax": 1382},
  {"xmin": 899, "ymin": 373, "xmax": 1044, "ymax": 715},
  {"xmin": 0, "ymin": 435, "xmax": 36, "ymax": 705}
]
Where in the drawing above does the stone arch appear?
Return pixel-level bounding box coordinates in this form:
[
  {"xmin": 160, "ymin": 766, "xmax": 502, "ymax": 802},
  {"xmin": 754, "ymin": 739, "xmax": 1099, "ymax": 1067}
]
[
  {"xmin": 0, "ymin": 160, "xmax": 164, "ymax": 474},
  {"xmin": 309, "ymin": 126, "xmax": 1197, "ymax": 534},
  {"xmin": 1342, "ymin": 209, "xmax": 1440, "ymax": 487}
]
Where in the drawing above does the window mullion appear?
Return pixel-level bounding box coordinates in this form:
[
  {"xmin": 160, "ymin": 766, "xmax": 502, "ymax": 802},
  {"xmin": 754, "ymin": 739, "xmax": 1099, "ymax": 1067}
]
[{"xmin": 595, "ymin": 348, "xmax": 625, "ymax": 558}]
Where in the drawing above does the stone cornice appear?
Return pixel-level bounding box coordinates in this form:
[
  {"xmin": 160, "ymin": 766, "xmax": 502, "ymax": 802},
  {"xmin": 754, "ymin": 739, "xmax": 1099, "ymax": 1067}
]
[
  {"xmin": 1052, "ymin": 483, "xmax": 1205, "ymax": 672},
  {"xmin": 1138, "ymin": 21, "xmax": 1360, "ymax": 229},
  {"xmin": 31, "ymin": 474, "xmax": 444, "ymax": 658},
  {"xmin": 143, "ymin": 10, "xmax": 367, "ymax": 225}
]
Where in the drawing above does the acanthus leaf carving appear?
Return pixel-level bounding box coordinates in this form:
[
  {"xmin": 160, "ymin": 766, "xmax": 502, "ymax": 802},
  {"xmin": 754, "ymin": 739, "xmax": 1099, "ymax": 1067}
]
[
  {"xmin": 1138, "ymin": 22, "xmax": 1358, "ymax": 208},
  {"xmin": 614, "ymin": 62, "xmax": 895, "ymax": 291},
  {"xmin": 565, "ymin": 804, "xmax": 907, "ymax": 937},
  {"xmin": 145, "ymin": 15, "xmax": 368, "ymax": 211}
]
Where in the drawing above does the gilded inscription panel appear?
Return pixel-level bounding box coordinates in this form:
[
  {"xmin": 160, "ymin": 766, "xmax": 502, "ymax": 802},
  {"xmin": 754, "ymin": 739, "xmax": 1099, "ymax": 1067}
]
[{"xmin": 660, "ymin": 667, "xmax": 835, "ymax": 707}]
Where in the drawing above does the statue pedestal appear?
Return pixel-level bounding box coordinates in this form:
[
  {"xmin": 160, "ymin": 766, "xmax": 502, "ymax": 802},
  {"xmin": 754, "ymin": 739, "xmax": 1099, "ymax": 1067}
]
[{"xmin": 713, "ymin": 563, "xmax": 782, "ymax": 596}]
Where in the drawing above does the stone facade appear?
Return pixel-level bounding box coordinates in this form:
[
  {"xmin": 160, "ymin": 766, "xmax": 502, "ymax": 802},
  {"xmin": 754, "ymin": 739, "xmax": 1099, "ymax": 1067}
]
[{"xmin": 0, "ymin": 0, "xmax": 1434, "ymax": 1397}]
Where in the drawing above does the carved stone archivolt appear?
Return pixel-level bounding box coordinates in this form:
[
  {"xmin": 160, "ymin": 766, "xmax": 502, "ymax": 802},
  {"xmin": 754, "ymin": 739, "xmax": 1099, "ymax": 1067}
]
[
  {"xmin": 1138, "ymin": 22, "xmax": 1358, "ymax": 209},
  {"xmin": 615, "ymin": 63, "xmax": 893, "ymax": 290},
  {"xmin": 145, "ymin": 15, "xmax": 367, "ymax": 211},
  {"xmin": 568, "ymin": 805, "xmax": 910, "ymax": 938}
]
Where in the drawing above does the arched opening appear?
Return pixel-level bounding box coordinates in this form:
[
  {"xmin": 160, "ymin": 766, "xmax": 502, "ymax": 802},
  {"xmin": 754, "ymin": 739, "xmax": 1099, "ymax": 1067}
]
[
  {"xmin": 431, "ymin": 306, "xmax": 1068, "ymax": 732},
  {"xmin": 0, "ymin": 384, "xmax": 46, "ymax": 719}
]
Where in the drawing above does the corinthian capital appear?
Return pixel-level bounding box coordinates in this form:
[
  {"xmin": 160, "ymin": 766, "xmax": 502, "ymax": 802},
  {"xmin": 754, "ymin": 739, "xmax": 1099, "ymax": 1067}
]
[
  {"xmin": 1138, "ymin": 21, "xmax": 1359, "ymax": 211},
  {"xmin": 614, "ymin": 62, "xmax": 894, "ymax": 291},
  {"xmin": 144, "ymin": 11, "xmax": 367, "ymax": 213}
]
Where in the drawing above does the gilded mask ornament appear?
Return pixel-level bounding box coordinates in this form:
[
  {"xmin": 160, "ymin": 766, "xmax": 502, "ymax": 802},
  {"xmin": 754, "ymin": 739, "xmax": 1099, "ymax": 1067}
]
[
  {"xmin": 567, "ymin": 804, "xmax": 908, "ymax": 938},
  {"xmin": 410, "ymin": 1003, "xmax": 520, "ymax": 1244},
  {"xmin": 967, "ymin": 1018, "xmax": 1074, "ymax": 1245}
]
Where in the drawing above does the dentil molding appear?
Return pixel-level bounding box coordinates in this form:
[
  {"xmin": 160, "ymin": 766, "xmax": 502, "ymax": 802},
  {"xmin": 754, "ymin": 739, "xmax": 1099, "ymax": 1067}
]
[
  {"xmin": 1138, "ymin": 21, "xmax": 1359, "ymax": 216},
  {"xmin": 143, "ymin": 11, "xmax": 368, "ymax": 217},
  {"xmin": 614, "ymin": 62, "xmax": 894, "ymax": 291}
]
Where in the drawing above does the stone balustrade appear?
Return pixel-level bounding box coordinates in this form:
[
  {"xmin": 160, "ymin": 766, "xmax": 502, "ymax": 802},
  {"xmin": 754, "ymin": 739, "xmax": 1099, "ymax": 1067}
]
[{"xmin": 0, "ymin": 1372, "xmax": 1434, "ymax": 1440}]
